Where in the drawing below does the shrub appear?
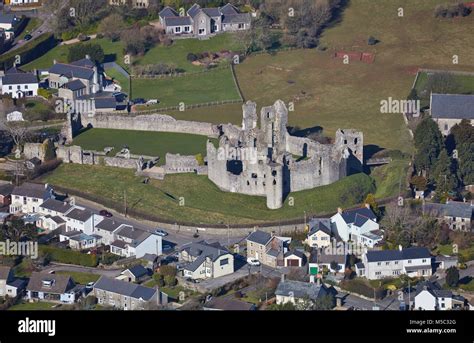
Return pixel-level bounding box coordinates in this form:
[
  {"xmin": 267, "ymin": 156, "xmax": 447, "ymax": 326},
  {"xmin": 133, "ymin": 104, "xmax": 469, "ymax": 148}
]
[
  {"xmin": 0, "ymin": 33, "xmax": 57, "ymax": 69},
  {"xmin": 164, "ymin": 275, "xmax": 177, "ymax": 287},
  {"xmin": 340, "ymin": 279, "xmax": 386, "ymax": 299},
  {"xmin": 187, "ymin": 53, "xmax": 198, "ymax": 62}
]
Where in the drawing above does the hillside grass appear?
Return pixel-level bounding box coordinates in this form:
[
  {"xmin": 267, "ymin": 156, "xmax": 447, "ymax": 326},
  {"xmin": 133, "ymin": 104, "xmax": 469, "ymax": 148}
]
[
  {"xmin": 41, "ymin": 164, "xmax": 375, "ymax": 225},
  {"xmin": 370, "ymin": 159, "xmax": 410, "ymax": 198},
  {"xmin": 72, "ymin": 128, "xmax": 212, "ymax": 164}
]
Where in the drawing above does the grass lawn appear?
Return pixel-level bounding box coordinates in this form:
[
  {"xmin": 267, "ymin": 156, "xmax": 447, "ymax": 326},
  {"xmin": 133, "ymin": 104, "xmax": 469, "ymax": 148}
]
[
  {"xmin": 131, "ymin": 67, "xmax": 241, "ymax": 107},
  {"xmin": 9, "ymin": 301, "xmax": 58, "ymax": 310},
  {"xmin": 370, "ymin": 159, "xmax": 410, "ymax": 198},
  {"xmin": 137, "ymin": 32, "xmax": 243, "ymax": 72},
  {"xmin": 459, "ymin": 277, "xmax": 474, "ymax": 292},
  {"xmin": 435, "ymin": 243, "xmax": 474, "ymax": 263},
  {"xmin": 41, "ymin": 164, "xmax": 375, "ymax": 225},
  {"xmin": 414, "ymin": 71, "xmax": 474, "ymax": 107},
  {"xmin": 72, "ymin": 129, "xmax": 211, "ymax": 163},
  {"xmin": 56, "ymin": 271, "xmax": 100, "ymax": 285},
  {"xmin": 105, "ymin": 67, "xmax": 130, "ymax": 95}
]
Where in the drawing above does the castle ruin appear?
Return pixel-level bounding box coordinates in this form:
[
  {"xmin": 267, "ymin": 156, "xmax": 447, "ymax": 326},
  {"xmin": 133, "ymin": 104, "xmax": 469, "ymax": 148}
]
[{"xmin": 206, "ymin": 100, "xmax": 363, "ymax": 209}]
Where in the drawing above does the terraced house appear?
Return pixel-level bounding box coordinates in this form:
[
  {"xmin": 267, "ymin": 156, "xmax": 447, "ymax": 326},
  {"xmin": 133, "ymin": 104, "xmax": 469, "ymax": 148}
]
[
  {"xmin": 179, "ymin": 241, "xmax": 234, "ymax": 280},
  {"xmin": 159, "ymin": 3, "xmax": 251, "ymax": 37}
]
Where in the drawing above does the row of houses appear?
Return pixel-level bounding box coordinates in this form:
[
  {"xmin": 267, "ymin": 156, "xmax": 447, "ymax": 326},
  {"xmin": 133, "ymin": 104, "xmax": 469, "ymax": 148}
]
[{"xmin": 8, "ymin": 182, "xmax": 163, "ymax": 259}]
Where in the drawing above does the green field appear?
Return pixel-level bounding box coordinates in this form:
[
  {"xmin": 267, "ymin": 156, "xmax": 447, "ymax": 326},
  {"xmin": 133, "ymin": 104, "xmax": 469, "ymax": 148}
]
[
  {"xmin": 370, "ymin": 159, "xmax": 410, "ymax": 198},
  {"xmin": 41, "ymin": 164, "xmax": 375, "ymax": 225},
  {"xmin": 73, "ymin": 129, "xmax": 212, "ymax": 163},
  {"xmin": 56, "ymin": 271, "xmax": 100, "ymax": 285},
  {"xmin": 9, "ymin": 302, "xmax": 60, "ymax": 311},
  {"xmin": 130, "ymin": 67, "xmax": 241, "ymax": 107}
]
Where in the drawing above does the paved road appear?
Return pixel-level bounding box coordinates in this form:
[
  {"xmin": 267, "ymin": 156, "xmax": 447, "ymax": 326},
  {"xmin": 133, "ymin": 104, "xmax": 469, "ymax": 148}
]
[
  {"xmin": 42, "ymin": 262, "xmax": 123, "ymax": 278},
  {"xmin": 7, "ymin": 8, "xmax": 52, "ymax": 54}
]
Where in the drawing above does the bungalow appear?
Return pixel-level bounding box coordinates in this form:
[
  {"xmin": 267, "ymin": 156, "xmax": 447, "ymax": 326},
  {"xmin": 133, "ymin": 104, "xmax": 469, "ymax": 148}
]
[
  {"xmin": 93, "ymin": 276, "xmax": 161, "ymax": 310},
  {"xmin": 59, "ymin": 231, "xmax": 101, "ymax": 250},
  {"xmin": 246, "ymin": 230, "xmax": 284, "ymax": 268},
  {"xmin": 413, "ymin": 281, "xmax": 468, "ymax": 311},
  {"xmin": 117, "ymin": 264, "xmax": 149, "ymax": 283},
  {"xmin": 179, "ymin": 241, "xmax": 234, "ymax": 280},
  {"xmin": 1, "ymin": 67, "xmax": 38, "ymax": 99},
  {"xmin": 275, "ymin": 277, "xmax": 337, "ymax": 308},
  {"xmin": 360, "ymin": 246, "xmax": 432, "ymax": 280},
  {"xmin": 309, "ymin": 248, "xmax": 347, "ymax": 274},
  {"xmin": 36, "ymin": 215, "xmax": 65, "ymax": 232},
  {"xmin": 0, "ymin": 266, "xmax": 26, "ymax": 298},
  {"xmin": 423, "ymin": 201, "xmax": 473, "ymax": 232},
  {"xmin": 435, "ymin": 255, "xmax": 458, "ymax": 270},
  {"xmin": 330, "ymin": 206, "xmax": 383, "ymax": 248},
  {"xmin": 9, "ymin": 183, "xmax": 54, "ymax": 214},
  {"xmin": 430, "ymin": 93, "xmax": 474, "ymax": 135},
  {"xmin": 26, "ymin": 272, "xmax": 82, "ymax": 304}
]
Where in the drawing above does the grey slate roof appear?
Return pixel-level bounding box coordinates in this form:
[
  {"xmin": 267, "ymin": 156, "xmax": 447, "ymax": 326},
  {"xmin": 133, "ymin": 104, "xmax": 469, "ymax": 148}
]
[
  {"xmin": 0, "ymin": 266, "xmax": 12, "ymax": 280},
  {"xmin": 424, "ymin": 201, "xmax": 473, "ymax": 219},
  {"xmin": 308, "ymin": 218, "xmax": 332, "ymax": 236},
  {"xmin": 0, "ymin": 13, "xmax": 17, "ymax": 25},
  {"xmin": 164, "ymin": 16, "xmax": 192, "ymax": 26},
  {"xmin": 202, "ymin": 8, "xmax": 221, "ymax": 17},
  {"xmin": 355, "ymin": 262, "xmax": 365, "ymax": 269},
  {"xmin": 65, "ymin": 208, "xmax": 93, "ymax": 222},
  {"xmin": 2, "ymin": 69, "xmax": 38, "ymax": 85},
  {"xmin": 12, "ymin": 182, "xmax": 50, "ymax": 199},
  {"xmin": 70, "ymin": 58, "xmax": 95, "ymax": 68},
  {"xmin": 40, "ymin": 198, "xmax": 73, "ymax": 214},
  {"xmin": 64, "ymin": 79, "xmax": 85, "ymax": 91},
  {"xmin": 366, "ymin": 247, "xmax": 431, "ymax": 263},
  {"xmin": 110, "ymin": 240, "xmax": 127, "ymax": 249},
  {"xmin": 95, "ymin": 218, "xmax": 122, "ymax": 232},
  {"xmin": 187, "ymin": 4, "xmax": 201, "ymax": 18},
  {"xmin": 126, "ymin": 264, "xmax": 148, "ymax": 278},
  {"xmin": 219, "ymin": 3, "xmax": 239, "ymax": 15},
  {"xmin": 431, "ymin": 94, "xmax": 474, "ymax": 120},
  {"xmin": 415, "ymin": 281, "xmax": 452, "ymax": 298},
  {"xmin": 0, "ymin": 183, "xmax": 14, "ymax": 196},
  {"xmin": 246, "ymin": 230, "xmax": 272, "ymax": 245},
  {"xmin": 275, "ymin": 280, "xmax": 335, "ymax": 300},
  {"xmin": 49, "ymin": 63, "xmax": 94, "ymax": 80},
  {"xmin": 115, "ymin": 226, "xmax": 150, "ymax": 243},
  {"xmin": 204, "ymin": 297, "xmax": 255, "ymax": 311},
  {"xmin": 284, "ymin": 250, "xmax": 305, "ymax": 259},
  {"xmin": 94, "ymin": 276, "xmax": 157, "ymax": 301},
  {"xmin": 341, "ymin": 207, "xmax": 377, "ymax": 224},
  {"xmin": 159, "ymin": 6, "xmax": 179, "ymax": 18},
  {"xmin": 182, "ymin": 241, "xmax": 230, "ymax": 272},
  {"xmin": 27, "ymin": 272, "xmax": 75, "ymax": 294},
  {"xmin": 93, "ymin": 97, "xmax": 117, "ymax": 109},
  {"xmin": 222, "ymin": 13, "xmax": 251, "ymax": 24}
]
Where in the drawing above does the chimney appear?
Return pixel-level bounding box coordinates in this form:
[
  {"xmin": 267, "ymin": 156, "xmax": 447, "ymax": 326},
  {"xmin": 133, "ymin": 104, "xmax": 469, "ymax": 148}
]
[
  {"xmin": 280, "ymin": 273, "xmax": 285, "ymax": 283},
  {"xmin": 398, "ymin": 245, "xmax": 403, "ymax": 251},
  {"xmin": 337, "ymin": 207, "xmax": 343, "ymax": 214}
]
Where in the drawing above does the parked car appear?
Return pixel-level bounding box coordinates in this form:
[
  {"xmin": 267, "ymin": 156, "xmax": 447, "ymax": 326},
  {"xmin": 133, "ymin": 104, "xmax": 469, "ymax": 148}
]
[
  {"xmin": 247, "ymin": 258, "xmax": 260, "ymax": 266},
  {"xmin": 86, "ymin": 282, "xmax": 95, "ymax": 290},
  {"xmin": 162, "ymin": 244, "xmax": 172, "ymax": 251},
  {"xmin": 146, "ymin": 99, "xmax": 159, "ymax": 105},
  {"xmin": 24, "ymin": 34, "xmax": 32, "ymax": 41},
  {"xmin": 99, "ymin": 210, "xmax": 113, "ymax": 217},
  {"xmin": 154, "ymin": 229, "xmax": 168, "ymax": 237}
]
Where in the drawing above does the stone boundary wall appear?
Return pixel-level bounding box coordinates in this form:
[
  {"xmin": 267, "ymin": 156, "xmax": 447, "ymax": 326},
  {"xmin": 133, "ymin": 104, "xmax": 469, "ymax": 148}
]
[{"xmin": 82, "ymin": 113, "xmax": 219, "ymax": 138}]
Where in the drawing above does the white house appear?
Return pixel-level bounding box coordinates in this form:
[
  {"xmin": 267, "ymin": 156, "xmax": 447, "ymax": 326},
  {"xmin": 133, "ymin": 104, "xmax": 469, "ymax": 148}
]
[
  {"xmin": 413, "ymin": 281, "xmax": 459, "ymax": 311},
  {"xmin": 9, "ymin": 183, "xmax": 54, "ymax": 214},
  {"xmin": 330, "ymin": 206, "xmax": 383, "ymax": 248},
  {"xmin": 9, "ymin": 0, "xmax": 41, "ymax": 6},
  {"xmin": 0, "ymin": 13, "xmax": 20, "ymax": 40},
  {"xmin": 275, "ymin": 277, "xmax": 337, "ymax": 308},
  {"xmin": 180, "ymin": 241, "xmax": 234, "ymax": 280},
  {"xmin": 26, "ymin": 272, "xmax": 81, "ymax": 304},
  {"xmin": 307, "ymin": 218, "xmax": 333, "ymax": 248},
  {"xmin": 360, "ymin": 246, "xmax": 432, "ymax": 280},
  {"xmin": 0, "ymin": 266, "xmax": 26, "ymax": 298},
  {"xmin": 6, "ymin": 111, "xmax": 24, "ymax": 122},
  {"xmin": 110, "ymin": 225, "xmax": 162, "ymax": 259},
  {"xmin": 63, "ymin": 207, "xmax": 95, "ymax": 233},
  {"xmin": 1, "ymin": 67, "xmax": 38, "ymax": 98}
]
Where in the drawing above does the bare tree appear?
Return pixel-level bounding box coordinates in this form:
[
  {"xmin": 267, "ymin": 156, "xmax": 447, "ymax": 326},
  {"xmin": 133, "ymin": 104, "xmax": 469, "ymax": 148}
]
[{"xmin": 2, "ymin": 121, "xmax": 30, "ymax": 150}]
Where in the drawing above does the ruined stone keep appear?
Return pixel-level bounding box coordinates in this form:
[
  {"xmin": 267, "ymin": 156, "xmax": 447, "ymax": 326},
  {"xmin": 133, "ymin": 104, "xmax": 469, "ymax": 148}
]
[{"xmin": 206, "ymin": 100, "xmax": 364, "ymax": 209}]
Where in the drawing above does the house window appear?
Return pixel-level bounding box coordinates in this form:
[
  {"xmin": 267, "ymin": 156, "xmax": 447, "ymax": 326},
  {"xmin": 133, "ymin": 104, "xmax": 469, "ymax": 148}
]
[
  {"xmin": 238, "ymin": 23, "xmax": 244, "ymax": 29},
  {"xmin": 408, "ymin": 260, "xmax": 412, "ymax": 264},
  {"xmin": 385, "ymin": 262, "xmax": 390, "ymax": 265},
  {"xmin": 220, "ymin": 258, "xmax": 229, "ymax": 266},
  {"xmin": 422, "ymin": 259, "xmax": 426, "ymax": 263},
  {"xmin": 377, "ymin": 262, "xmax": 381, "ymax": 266},
  {"xmin": 175, "ymin": 27, "xmax": 181, "ymax": 33},
  {"xmin": 184, "ymin": 26, "xmax": 190, "ymax": 32}
]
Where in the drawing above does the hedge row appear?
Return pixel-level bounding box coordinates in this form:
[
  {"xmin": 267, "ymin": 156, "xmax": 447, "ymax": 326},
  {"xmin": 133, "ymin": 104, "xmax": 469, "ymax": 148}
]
[
  {"xmin": 0, "ymin": 33, "xmax": 57, "ymax": 70},
  {"xmin": 39, "ymin": 245, "xmax": 98, "ymax": 267},
  {"xmin": 339, "ymin": 279, "xmax": 386, "ymax": 300}
]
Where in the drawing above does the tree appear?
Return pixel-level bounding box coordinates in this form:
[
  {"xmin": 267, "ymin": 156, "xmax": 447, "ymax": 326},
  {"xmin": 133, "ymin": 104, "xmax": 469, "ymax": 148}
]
[
  {"xmin": 413, "ymin": 118, "xmax": 444, "ymax": 178},
  {"xmin": 314, "ymin": 294, "xmax": 336, "ymax": 310},
  {"xmin": 446, "ymin": 266, "xmax": 459, "ymax": 288},
  {"xmin": 364, "ymin": 193, "xmax": 381, "ymax": 219},
  {"xmin": 432, "ymin": 149, "xmax": 458, "ymax": 194},
  {"xmin": 98, "ymin": 13, "xmax": 126, "ymax": 41},
  {"xmin": 410, "ymin": 175, "xmax": 427, "ymax": 191},
  {"xmin": 330, "ymin": 260, "xmax": 339, "ymax": 273},
  {"xmin": 3, "ymin": 121, "xmax": 30, "ymax": 150},
  {"xmin": 449, "ymin": 119, "xmax": 474, "ymax": 186}
]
